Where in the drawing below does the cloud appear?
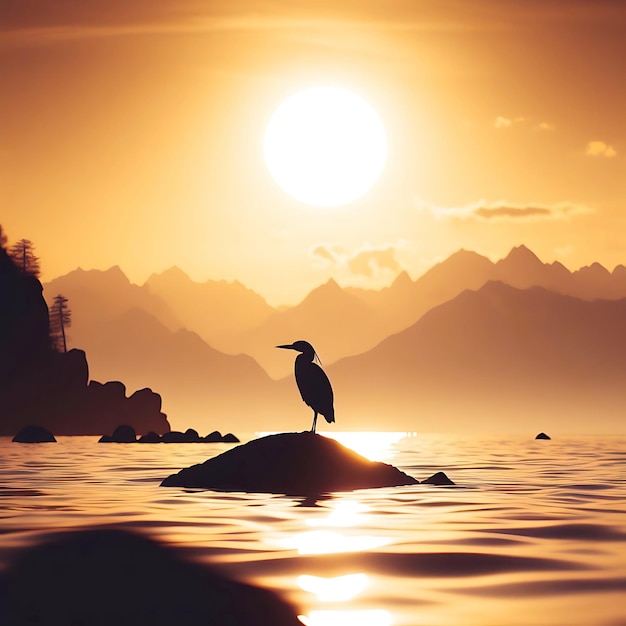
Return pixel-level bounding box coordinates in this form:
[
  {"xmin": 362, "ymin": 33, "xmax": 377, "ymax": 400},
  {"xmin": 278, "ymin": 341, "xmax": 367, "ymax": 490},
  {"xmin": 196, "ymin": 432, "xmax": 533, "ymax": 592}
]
[
  {"xmin": 495, "ymin": 117, "xmax": 556, "ymax": 132},
  {"xmin": 415, "ymin": 198, "xmax": 594, "ymax": 222},
  {"xmin": 474, "ymin": 205, "xmax": 552, "ymax": 219},
  {"xmin": 312, "ymin": 245, "xmax": 337, "ymax": 263},
  {"xmin": 494, "ymin": 117, "xmax": 512, "ymax": 129},
  {"xmin": 311, "ymin": 244, "xmax": 401, "ymax": 277},
  {"xmin": 585, "ymin": 141, "xmax": 617, "ymax": 157},
  {"xmin": 494, "ymin": 116, "xmax": 525, "ymax": 129},
  {"xmin": 347, "ymin": 247, "xmax": 401, "ymax": 277}
]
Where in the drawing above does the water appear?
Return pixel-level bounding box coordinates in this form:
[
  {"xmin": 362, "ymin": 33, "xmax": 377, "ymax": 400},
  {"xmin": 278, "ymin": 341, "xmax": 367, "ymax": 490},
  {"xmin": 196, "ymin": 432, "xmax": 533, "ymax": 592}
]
[{"xmin": 1, "ymin": 432, "xmax": 625, "ymax": 626}]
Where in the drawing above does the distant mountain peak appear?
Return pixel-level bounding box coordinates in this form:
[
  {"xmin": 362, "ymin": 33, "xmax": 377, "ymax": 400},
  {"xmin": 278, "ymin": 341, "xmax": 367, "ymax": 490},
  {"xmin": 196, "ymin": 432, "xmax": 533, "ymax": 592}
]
[
  {"xmin": 155, "ymin": 266, "xmax": 190, "ymax": 280},
  {"xmin": 298, "ymin": 277, "xmax": 356, "ymax": 307},
  {"xmin": 303, "ymin": 278, "xmax": 341, "ymax": 295},
  {"xmin": 549, "ymin": 260, "xmax": 569, "ymax": 272},
  {"xmin": 162, "ymin": 265, "xmax": 187, "ymax": 276},
  {"xmin": 447, "ymin": 248, "xmax": 491, "ymax": 263},
  {"xmin": 104, "ymin": 265, "xmax": 128, "ymax": 278},
  {"xmin": 145, "ymin": 266, "xmax": 194, "ymax": 288},
  {"xmin": 50, "ymin": 265, "xmax": 131, "ymax": 285},
  {"xmin": 576, "ymin": 262, "xmax": 610, "ymax": 277},
  {"xmin": 502, "ymin": 244, "xmax": 541, "ymax": 263},
  {"xmin": 392, "ymin": 270, "xmax": 413, "ymax": 288}
]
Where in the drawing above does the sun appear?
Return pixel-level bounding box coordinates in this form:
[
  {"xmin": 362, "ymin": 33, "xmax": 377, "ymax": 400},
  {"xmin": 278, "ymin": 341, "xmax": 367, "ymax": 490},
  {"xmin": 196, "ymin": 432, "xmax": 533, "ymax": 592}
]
[{"xmin": 264, "ymin": 86, "xmax": 387, "ymax": 208}]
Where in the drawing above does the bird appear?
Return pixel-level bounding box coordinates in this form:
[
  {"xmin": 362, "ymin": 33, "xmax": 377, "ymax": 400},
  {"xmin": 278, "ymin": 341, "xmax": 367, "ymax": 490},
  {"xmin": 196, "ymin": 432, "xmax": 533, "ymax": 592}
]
[{"xmin": 276, "ymin": 340, "xmax": 335, "ymax": 433}]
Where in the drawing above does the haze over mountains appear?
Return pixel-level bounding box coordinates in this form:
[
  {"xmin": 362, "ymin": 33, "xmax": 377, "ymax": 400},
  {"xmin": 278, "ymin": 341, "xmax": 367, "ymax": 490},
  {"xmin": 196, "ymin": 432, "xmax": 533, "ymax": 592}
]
[
  {"xmin": 43, "ymin": 246, "xmax": 626, "ymax": 433},
  {"xmin": 327, "ymin": 281, "xmax": 626, "ymax": 433},
  {"xmin": 44, "ymin": 268, "xmax": 276, "ymax": 427}
]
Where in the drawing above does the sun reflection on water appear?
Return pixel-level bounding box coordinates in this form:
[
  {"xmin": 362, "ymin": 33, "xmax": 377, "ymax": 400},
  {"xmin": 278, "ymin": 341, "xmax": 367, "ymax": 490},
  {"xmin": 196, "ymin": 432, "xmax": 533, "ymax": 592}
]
[
  {"xmin": 298, "ymin": 609, "xmax": 392, "ymax": 626},
  {"xmin": 269, "ymin": 498, "xmax": 391, "ymax": 554},
  {"xmin": 297, "ymin": 573, "xmax": 369, "ymax": 601},
  {"xmin": 256, "ymin": 431, "xmax": 413, "ymax": 462},
  {"xmin": 305, "ymin": 500, "xmax": 368, "ymax": 528},
  {"xmin": 279, "ymin": 529, "xmax": 390, "ymax": 554},
  {"xmin": 312, "ymin": 431, "xmax": 411, "ymax": 462}
]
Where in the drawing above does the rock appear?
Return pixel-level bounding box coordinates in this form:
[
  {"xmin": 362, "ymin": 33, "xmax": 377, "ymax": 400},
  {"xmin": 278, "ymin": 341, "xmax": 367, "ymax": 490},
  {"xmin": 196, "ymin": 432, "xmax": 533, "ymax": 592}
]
[
  {"xmin": 0, "ymin": 249, "xmax": 50, "ymax": 384},
  {"xmin": 12, "ymin": 425, "xmax": 56, "ymax": 443},
  {"xmin": 221, "ymin": 432, "xmax": 240, "ymax": 443},
  {"xmin": 202, "ymin": 431, "xmax": 239, "ymax": 443},
  {"xmin": 142, "ymin": 428, "xmax": 238, "ymax": 443},
  {"xmin": 203, "ymin": 430, "xmax": 223, "ymax": 442},
  {"xmin": 161, "ymin": 431, "xmax": 418, "ymax": 495},
  {"xmin": 99, "ymin": 424, "xmax": 136, "ymax": 443},
  {"xmin": 0, "ymin": 243, "xmax": 171, "ymax": 436},
  {"xmin": 84, "ymin": 381, "xmax": 170, "ymax": 437},
  {"xmin": 184, "ymin": 428, "xmax": 201, "ymax": 442},
  {"xmin": 421, "ymin": 471, "xmax": 455, "ymax": 485},
  {"xmin": 535, "ymin": 432, "xmax": 551, "ymax": 440},
  {"xmin": 0, "ymin": 528, "xmax": 300, "ymax": 626},
  {"xmin": 138, "ymin": 431, "xmax": 161, "ymax": 443},
  {"xmin": 162, "ymin": 431, "xmax": 188, "ymax": 443},
  {"xmin": 128, "ymin": 387, "xmax": 164, "ymax": 419}
]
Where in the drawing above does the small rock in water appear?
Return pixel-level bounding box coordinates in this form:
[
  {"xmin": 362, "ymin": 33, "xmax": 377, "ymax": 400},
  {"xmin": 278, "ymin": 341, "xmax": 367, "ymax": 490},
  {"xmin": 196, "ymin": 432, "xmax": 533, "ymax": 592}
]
[
  {"xmin": 221, "ymin": 433, "xmax": 240, "ymax": 443},
  {"xmin": 161, "ymin": 431, "xmax": 188, "ymax": 443},
  {"xmin": 184, "ymin": 428, "xmax": 201, "ymax": 442},
  {"xmin": 535, "ymin": 432, "xmax": 551, "ymax": 440},
  {"xmin": 98, "ymin": 424, "xmax": 137, "ymax": 443},
  {"xmin": 203, "ymin": 430, "xmax": 223, "ymax": 442},
  {"xmin": 421, "ymin": 471, "xmax": 455, "ymax": 486},
  {"xmin": 12, "ymin": 425, "xmax": 56, "ymax": 443},
  {"xmin": 138, "ymin": 431, "xmax": 161, "ymax": 443}
]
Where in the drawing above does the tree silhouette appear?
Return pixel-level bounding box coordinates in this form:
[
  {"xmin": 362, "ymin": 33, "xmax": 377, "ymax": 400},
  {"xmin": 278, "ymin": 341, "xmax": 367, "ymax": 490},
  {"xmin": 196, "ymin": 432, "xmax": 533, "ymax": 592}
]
[
  {"xmin": 49, "ymin": 294, "xmax": 72, "ymax": 353},
  {"xmin": 0, "ymin": 224, "xmax": 7, "ymax": 249},
  {"xmin": 9, "ymin": 238, "xmax": 40, "ymax": 277}
]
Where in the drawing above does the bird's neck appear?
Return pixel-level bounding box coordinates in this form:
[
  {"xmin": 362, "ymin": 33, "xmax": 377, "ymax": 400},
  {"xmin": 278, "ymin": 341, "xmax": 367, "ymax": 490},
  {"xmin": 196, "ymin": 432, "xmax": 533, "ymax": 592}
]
[{"xmin": 295, "ymin": 351, "xmax": 314, "ymax": 365}]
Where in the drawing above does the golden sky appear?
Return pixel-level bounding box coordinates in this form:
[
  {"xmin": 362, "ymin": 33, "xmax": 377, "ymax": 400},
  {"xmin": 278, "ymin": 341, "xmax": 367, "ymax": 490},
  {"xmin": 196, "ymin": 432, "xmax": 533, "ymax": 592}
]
[{"xmin": 2, "ymin": 0, "xmax": 625, "ymax": 305}]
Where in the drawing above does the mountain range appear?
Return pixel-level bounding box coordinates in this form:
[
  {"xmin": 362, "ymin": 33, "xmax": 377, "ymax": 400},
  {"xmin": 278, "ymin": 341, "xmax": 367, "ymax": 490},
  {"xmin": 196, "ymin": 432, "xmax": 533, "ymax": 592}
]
[
  {"xmin": 326, "ymin": 280, "xmax": 626, "ymax": 433},
  {"xmin": 42, "ymin": 246, "xmax": 626, "ymax": 433}
]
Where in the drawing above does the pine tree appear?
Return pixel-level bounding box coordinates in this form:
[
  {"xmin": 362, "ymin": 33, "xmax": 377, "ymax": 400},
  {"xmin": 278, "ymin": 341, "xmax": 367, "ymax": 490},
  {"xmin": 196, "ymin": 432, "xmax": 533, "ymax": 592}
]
[
  {"xmin": 49, "ymin": 294, "xmax": 72, "ymax": 353},
  {"xmin": 9, "ymin": 239, "xmax": 41, "ymax": 277}
]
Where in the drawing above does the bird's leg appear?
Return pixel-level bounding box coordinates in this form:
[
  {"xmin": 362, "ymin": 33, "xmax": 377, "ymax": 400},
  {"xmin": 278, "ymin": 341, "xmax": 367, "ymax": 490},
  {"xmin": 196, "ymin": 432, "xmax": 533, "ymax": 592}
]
[{"xmin": 311, "ymin": 412, "xmax": 318, "ymax": 433}]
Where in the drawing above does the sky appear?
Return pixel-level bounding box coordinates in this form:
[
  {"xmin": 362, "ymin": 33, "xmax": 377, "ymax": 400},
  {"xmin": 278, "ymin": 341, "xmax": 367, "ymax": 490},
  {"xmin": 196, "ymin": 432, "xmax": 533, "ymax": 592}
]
[{"xmin": 2, "ymin": 0, "xmax": 625, "ymax": 305}]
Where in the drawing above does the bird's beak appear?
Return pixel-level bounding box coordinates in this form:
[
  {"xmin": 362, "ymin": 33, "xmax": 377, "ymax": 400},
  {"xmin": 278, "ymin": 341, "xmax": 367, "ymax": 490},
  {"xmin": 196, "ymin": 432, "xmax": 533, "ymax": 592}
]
[{"xmin": 276, "ymin": 344, "xmax": 295, "ymax": 350}]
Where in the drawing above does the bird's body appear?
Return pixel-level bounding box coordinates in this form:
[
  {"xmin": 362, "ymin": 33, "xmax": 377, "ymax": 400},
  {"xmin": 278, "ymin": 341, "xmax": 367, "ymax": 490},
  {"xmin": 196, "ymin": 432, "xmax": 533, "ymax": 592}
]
[{"xmin": 276, "ymin": 341, "xmax": 335, "ymax": 433}]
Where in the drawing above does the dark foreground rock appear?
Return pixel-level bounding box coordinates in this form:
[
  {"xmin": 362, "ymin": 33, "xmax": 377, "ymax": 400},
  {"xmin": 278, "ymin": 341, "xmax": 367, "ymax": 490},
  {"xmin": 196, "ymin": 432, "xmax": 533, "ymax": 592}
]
[
  {"xmin": 161, "ymin": 431, "xmax": 418, "ymax": 495},
  {"xmin": 0, "ymin": 528, "xmax": 300, "ymax": 626},
  {"xmin": 12, "ymin": 425, "xmax": 56, "ymax": 443},
  {"xmin": 535, "ymin": 432, "xmax": 551, "ymax": 440}
]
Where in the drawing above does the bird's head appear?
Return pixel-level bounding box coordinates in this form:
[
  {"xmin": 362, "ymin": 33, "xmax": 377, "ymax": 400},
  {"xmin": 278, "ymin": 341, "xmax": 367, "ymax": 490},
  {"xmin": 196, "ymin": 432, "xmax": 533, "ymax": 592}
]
[{"xmin": 276, "ymin": 340, "xmax": 321, "ymax": 364}]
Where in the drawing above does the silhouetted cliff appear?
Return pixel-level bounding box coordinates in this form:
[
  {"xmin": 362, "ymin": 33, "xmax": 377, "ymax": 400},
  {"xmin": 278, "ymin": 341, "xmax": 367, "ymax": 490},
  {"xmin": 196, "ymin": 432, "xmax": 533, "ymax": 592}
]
[
  {"xmin": 0, "ymin": 247, "xmax": 50, "ymax": 385},
  {"xmin": 0, "ymin": 245, "xmax": 170, "ymax": 436}
]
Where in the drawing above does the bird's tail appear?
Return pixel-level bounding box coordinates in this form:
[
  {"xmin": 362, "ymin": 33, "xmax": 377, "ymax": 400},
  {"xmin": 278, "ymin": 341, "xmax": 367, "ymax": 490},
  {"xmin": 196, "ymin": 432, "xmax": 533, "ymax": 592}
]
[{"xmin": 324, "ymin": 408, "xmax": 335, "ymax": 424}]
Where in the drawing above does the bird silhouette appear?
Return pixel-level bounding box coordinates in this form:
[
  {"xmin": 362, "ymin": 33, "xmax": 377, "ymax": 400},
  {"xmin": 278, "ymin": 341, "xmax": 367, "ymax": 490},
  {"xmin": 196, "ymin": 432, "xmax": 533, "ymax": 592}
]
[{"xmin": 276, "ymin": 340, "xmax": 335, "ymax": 433}]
